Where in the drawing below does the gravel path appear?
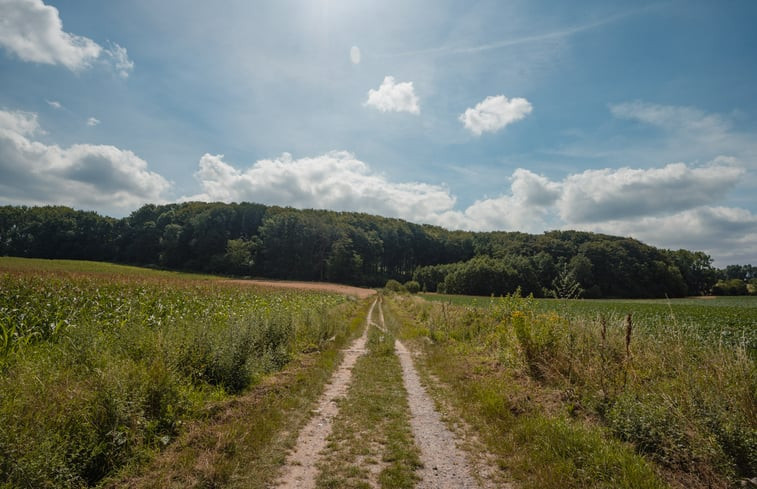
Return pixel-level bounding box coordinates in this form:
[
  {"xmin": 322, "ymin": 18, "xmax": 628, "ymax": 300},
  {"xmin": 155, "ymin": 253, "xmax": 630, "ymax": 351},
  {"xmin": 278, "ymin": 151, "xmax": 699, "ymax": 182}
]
[
  {"xmin": 274, "ymin": 298, "xmax": 493, "ymax": 489},
  {"xmin": 395, "ymin": 338, "xmax": 482, "ymax": 489},
  {"xmin": 272, "ymin": 299, "xmax": 376, "ymax": 489}
]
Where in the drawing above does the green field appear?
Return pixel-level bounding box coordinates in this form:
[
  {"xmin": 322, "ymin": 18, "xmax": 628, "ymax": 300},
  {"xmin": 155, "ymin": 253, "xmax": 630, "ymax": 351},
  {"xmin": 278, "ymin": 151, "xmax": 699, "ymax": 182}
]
[
  {"xmin": 421, "ymin": 293, "xmax": 757, "ymax": 351},
  {"xmin": 0, "ymin": 257, "xmax": 361, "ymax": 488},
  {"xmin": 2, "ymin": 258, "xmax": 754, "ymax": 488}
]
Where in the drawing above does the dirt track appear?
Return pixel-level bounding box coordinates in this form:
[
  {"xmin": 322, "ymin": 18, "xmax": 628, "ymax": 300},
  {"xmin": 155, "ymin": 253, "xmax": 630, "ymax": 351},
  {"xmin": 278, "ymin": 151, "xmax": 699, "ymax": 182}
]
[
  {"xmin": 395, "ymin": 338, "xmax": 482, "ymax": 488},
  {"xmin": 273, "ymin": 297, "xmax": 493, "ymax": 488},
  {"xmin": 273, "ymin": 299, "xmax": 376, "ymax": 488},
  {"xmin": 222, "ymin": 279, "xmax": 377, "ymax": 299}
]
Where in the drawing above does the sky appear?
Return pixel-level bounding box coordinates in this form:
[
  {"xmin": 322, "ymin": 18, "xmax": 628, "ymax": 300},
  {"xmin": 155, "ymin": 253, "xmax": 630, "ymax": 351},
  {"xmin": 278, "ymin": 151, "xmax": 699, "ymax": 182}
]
[{"xmin": 0, "ymin": 0, "xmax": 756, "ymax": 266}]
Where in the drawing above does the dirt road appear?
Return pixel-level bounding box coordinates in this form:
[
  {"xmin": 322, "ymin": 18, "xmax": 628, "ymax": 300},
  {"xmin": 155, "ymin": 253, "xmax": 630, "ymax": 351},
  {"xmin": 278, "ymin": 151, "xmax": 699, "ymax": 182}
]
[
  {"xmin": 273, "ymin": 299, "xmax": 377, "ymax": 489},
  {"xmin": 273, "ymin": 297, "xmax": 490, "ymax": 488}
]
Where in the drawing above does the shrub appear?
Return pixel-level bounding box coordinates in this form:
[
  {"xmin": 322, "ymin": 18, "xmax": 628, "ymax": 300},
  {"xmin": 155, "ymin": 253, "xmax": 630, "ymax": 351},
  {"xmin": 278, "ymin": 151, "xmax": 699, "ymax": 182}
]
[
  {"xmin": 712, "ymin": 279, "xmax": 748, "ymax": 296},
  {"xmin": 384, "ymin": 279, "xmax": 406, "ymax": 293},
  {"xmin": 404, "ymin": 280, "xmax": 421, "ymax": 294}
]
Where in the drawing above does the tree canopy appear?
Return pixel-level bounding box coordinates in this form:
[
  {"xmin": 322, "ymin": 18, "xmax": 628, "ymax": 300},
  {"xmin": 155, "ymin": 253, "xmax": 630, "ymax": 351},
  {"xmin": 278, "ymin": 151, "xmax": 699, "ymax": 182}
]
[{"xmin": 0, "ymin": 202, "xmax": 745, "ymax": 298}]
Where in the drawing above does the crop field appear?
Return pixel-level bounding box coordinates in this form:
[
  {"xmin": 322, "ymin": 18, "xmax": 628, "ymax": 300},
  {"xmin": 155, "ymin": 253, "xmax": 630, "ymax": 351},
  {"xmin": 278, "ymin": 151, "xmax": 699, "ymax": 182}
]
[
  {"xmin": 421, "ymin": 293, "xmax": 757, "ymax": 351},
  {"xmin": 0, "ymin": 257, "xmax": 359, "ymax": 488}
]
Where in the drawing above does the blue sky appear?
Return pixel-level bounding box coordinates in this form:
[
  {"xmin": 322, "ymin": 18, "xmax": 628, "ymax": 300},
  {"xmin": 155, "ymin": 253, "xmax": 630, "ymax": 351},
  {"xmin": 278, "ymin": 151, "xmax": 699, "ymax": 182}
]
[{"xmin": 1, "ymin": 0, "xmax": 756, "ymax": 265}]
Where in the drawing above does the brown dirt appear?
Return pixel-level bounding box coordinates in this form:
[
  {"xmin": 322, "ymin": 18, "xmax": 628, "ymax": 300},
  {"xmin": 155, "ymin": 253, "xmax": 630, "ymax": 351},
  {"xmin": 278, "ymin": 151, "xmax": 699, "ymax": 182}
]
[
  {"xmin": 222, "ymin": 279, "xmax": 377, "ymax": 299},
  {"xmin": 272, "ymin": 299, "xmax": 377, "ymax": 488},
  {"xmin": 380, "ymin": 299, "xmax": 503, "ymax": 489}
]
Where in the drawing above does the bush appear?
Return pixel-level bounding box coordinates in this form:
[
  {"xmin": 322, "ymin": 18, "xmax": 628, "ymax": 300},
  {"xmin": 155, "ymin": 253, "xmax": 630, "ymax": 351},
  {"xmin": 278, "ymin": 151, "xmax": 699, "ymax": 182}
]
[
  {"xmin": 711, "ymin": 279, "xmax": 748, "ymax": 296},
  {"xmin": 384, "ymin": 279, "xmax": 406, "ymax": 293},
  {"xmin": 404, "ymin": 280, "xmax": 421, "ymax": 294}
]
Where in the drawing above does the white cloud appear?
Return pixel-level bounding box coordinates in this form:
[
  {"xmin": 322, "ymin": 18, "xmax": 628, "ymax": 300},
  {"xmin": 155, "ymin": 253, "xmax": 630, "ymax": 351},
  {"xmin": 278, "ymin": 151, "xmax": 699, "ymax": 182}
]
[
  {"xmin": 449, "ymin": 169, "xmax": 560, "ymax": 232},
  {"xmin": 0, "ymin": 109, "xmax": 170, "ymax": 213},
  {"xmin": 607, "ymin": 101, "xmax": 757, "ymax": 169},
  {"xmin": 0, "ymin": 109, "xmax": 40, "ymax": 135},
  {"xmin": 459, "ymin": 95, "xmax": 532, "ymax": 135},
  {"xmin": 183, "ymin": 154, "xmax": 555, "ymax": 234},
  {"xmin": 573, "ymin": 207, "xmax": 757, "ymax": 267},
  {"xmin": 558, "ymin": 159, "xmax": 744, "ymax": 223},
  {"xmin": 104, "ymin": 42, "xmax": 134, "ymax": 78},
  {"xmin": 610, "ymin": 101, "xmax": 729, "ymax": 134},
  {"xmin": 186, "ymin": 151, "xmax": 453, "ymax": 223},
  {"xmin": 0, "ymin": 0, "xmax": 101, "ymax": 70},
  {"xmin": 511, "ymin": 168, "xmax": 561, "ymax": 207},
  {"xmin": 0, "ymin": 0, "xmax": 133, "ymax": 75},
  {"xmin": 350, "ymin": 45, "xmax": 361, "ymax": 64},
  {"xmin": 86, "ymin": 117, "xmax": 100, "ymax": 127},
  {"xmin": 364, "ymin": 76, "xmax": 420, "ymax": 114},
  {"xmin": 46, "ymin": 99, "xmax": 61, "ymax": 109}
]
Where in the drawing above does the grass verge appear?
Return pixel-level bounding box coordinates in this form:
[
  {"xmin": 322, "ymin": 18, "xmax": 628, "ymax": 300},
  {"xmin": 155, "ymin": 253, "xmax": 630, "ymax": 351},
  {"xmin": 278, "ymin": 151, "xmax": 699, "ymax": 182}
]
[{"xmin": 389, "ymin": 295, "xmax": 670, "ymax": 489}]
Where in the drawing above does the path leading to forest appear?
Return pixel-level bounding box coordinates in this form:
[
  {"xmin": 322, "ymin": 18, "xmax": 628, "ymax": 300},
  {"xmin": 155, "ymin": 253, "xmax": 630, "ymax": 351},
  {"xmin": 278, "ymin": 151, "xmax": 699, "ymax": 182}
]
[
  {"xmin": 273, "ymin": 299, "xmax": 376, "ymax": 489},
  {"xmin": 395, "ymin": 338, "xmax": 481, "ymax": 488},
  {"xmin": 273, "ymin": 297, "xmax": 490, "ymax": 488}
]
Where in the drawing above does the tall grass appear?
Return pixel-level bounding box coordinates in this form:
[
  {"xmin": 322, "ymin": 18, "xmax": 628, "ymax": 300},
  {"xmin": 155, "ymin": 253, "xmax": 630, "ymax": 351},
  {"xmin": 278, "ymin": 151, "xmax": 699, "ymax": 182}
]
[
  {"xmin": 0, "ymin": 261, "xmax": 354, "ymax": 488},
  {"xmin": 395, "ymin": 292, "xmax": 756, "ymax": 488}
]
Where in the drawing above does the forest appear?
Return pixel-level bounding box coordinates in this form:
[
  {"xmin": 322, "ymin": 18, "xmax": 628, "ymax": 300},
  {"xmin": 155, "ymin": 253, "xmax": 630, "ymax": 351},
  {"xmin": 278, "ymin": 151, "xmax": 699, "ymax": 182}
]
[{"xmin": 0, "ymin": 202, "xmax": 753, "ymax": 298}]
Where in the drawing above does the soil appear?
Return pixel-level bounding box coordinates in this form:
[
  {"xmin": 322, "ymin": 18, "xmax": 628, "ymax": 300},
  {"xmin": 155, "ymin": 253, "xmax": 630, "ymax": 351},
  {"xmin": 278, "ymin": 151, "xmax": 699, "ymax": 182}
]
[
  {"xmin": 222, "ymin": 279, "xmax": 377, "ymax": 299},
  {"xmin": 395, "ymin": 338, "xmax": 483, "ymax": 488},
  {"xmin": 272, "ymin": 300, "xmax": 377, "ymax": 488}
]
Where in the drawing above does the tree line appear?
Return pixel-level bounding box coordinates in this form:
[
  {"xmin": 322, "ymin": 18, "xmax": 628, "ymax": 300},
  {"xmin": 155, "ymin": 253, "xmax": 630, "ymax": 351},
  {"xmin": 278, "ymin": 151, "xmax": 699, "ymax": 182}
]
[{"xmin": 0, "ymin": 202, "xmax": 750, "ymax": 298}]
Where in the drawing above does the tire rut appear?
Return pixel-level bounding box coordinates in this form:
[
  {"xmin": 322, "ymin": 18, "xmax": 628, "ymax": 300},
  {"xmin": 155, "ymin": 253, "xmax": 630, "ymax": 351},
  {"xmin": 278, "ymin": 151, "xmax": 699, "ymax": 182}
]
[
  {"xmin": 272, "ymin": 299, "xmax": 377, "ymax": 489},
  {"xmin": 273, "ymin": 298, "xmax": 495, "ymax": 489},
  {"xmin": 385, "ymin": 299, "xmax": 482, "ymax": 489}
]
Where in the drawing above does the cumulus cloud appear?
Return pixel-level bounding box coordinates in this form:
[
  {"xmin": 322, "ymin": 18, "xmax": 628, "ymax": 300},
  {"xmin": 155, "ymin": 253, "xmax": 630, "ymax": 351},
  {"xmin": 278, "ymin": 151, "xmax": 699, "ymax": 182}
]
[
  {"xmin": 558, "ymin": 159, "xmax": 744, "ymax": 223},
  {"xmin": 449, "ymin": 169, "xmax": 560, "ymax": 232},
  {"xmin": 0, "ymin": 0, "xmax": 133, "ymax": 75},
  {"xmin": 184, "ymin": 153, "xmax": 557, "ymax": 233},
  {"xmin": 0, "ymin": 109, "xmax": 41, "ymax": 135},
  {"xmin": 350, "ymin": 45, "xmax": 361, "ymax": 64},
  {"xmin": 459, "ymin": 95, "xmax": 532, "ymax": 135},
  {"xmin": 86, "ymin": 117, "xmax": 100, "ymax": 127},
  {"xmin": 364, "ymin": 76, "xmax": 420, "ymax": 114},
  {"xmin": 0, "ymin": 109, "xmax": 169, "ymax": 213},
  {"xmin": 182, "ymin": 150, "xmax": 753, "ymax": 262},
  {"xmin": 573, "ymin": 206, "xmax": 757, "ymax": 267},
  {"xmin": 186, "ymin": 151, "xmax": 453, "ymax": 223},
  {"xmin": 511, "ymin": 168, "xmax": 561, "ymax": 207}
]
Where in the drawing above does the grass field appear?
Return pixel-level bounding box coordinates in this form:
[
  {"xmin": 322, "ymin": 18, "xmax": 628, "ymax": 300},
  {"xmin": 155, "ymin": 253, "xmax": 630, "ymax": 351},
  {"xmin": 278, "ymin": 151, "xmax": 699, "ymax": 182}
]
[
  {"xmin": 395, "ymin": 291, "xmax": 756, "ymax": 488},
  {"xmin": 421, "ymin": 293, "xmax": 757, "ymax": 351},
  {"xmin": 0, "ymin": 257, "xmax": 362, "ymax": 488}
]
